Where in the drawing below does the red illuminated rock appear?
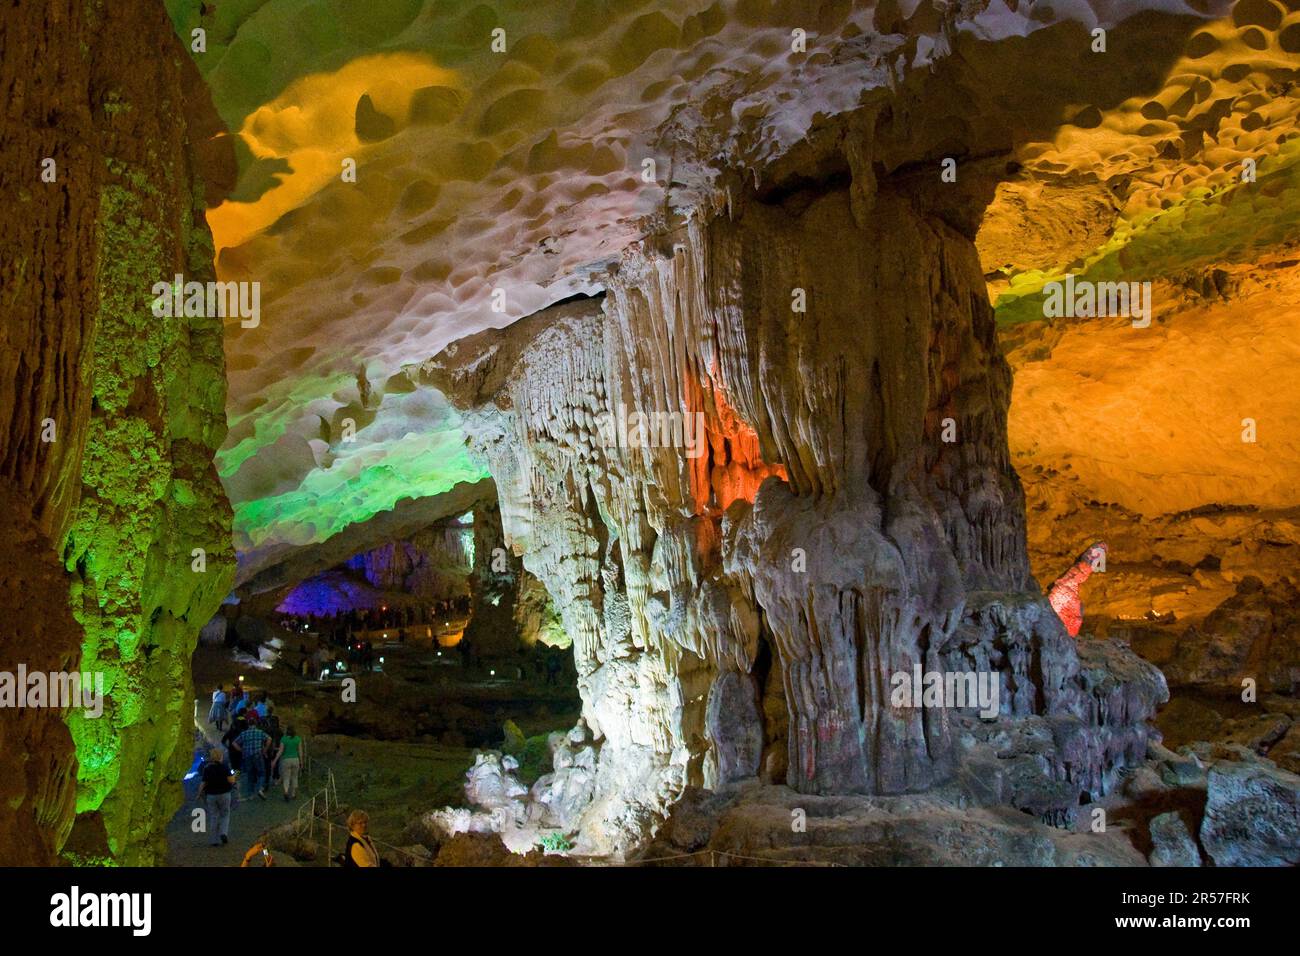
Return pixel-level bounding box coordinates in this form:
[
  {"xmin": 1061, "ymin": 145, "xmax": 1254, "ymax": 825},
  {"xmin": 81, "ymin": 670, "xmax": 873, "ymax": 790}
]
[{"xmin": 1047, "ymin": 543, "xmax": 1108, "ymax": 637}]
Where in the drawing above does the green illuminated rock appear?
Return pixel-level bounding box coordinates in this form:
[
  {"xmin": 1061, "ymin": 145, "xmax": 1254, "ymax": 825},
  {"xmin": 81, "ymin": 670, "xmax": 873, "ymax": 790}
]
[
  {"xmin": 1, "ymin": 0, "xmax": 235, "ymax": 864},
  {"xmin": 58, "ymin": 0, "xmax": 235, "ymax": 865}
]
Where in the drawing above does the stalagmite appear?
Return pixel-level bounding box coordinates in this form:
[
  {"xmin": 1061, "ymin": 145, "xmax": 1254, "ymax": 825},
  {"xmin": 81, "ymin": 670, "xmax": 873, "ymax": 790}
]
[
  {"xmin": 1047, "ymin": 542, "xmax": 1108, "ymax": 637},
  {"xmin": 461, "ymin": 498, "xmax": 526, "ymax": 660},
  {"xmin": 423, "ymin": 150, "xmax": 1167, "ymax": 853}
]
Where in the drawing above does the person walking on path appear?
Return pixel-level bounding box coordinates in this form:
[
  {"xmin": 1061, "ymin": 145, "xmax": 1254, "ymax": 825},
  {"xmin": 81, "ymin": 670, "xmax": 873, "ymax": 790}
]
[
  {"xmin": 196, "ymin": 748, "xmax": 235, "ymax": 847},
  {"xmin": 274, "ymin": 726, "xmax": 305, "ymax": 801},
  {"xmin": 208, "ymin": 686, "xmax": 229, "ymax": 731},
  {"xmin": 232, "ymin": 720, "xmax": 272, "ymax": 799},
  {"xmin": 265, "ymin": 712, "xmax": 283, "ymax": 785},
  {"xmin": 222, "ymin": 715, "xmax": 248, "ymax": 773}
]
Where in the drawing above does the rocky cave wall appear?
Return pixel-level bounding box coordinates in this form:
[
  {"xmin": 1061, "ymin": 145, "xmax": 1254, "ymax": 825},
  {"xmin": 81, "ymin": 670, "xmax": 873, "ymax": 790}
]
[
  {"xmin": 1, "ymin": 0, "xmax": 99, "ymax": 866},
  {"xmin": 346, "ymin": 519, "xmax": 473, "ymax": 601},
  {"xmin": 1, "ymin": 0, "xmax": 235, "ymax": 864},
  {"xmin": 973, "ymin": 7, "xmax": 1300, "ymax": 694},
  {"xmin": 999, "ymin": 264, "xmax": 1300, "ymax": 692},
  {"xmin": 424, "ymin": 147, "xmax": 1166, "ymax": 853},
  {"xmin": 515, "ymin": 568, "xmax": 569, "ymax": 650},
  {"xmin": 462, "ymin": 497, "xmax": 527, "ymax": 658}
]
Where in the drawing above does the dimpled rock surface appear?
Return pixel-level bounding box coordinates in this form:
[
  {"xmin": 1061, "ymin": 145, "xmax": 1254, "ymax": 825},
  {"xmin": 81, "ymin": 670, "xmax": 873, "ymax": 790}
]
[{"xmin": 169, "ymin": 0, "xmax": 1299, "ymax": 601}]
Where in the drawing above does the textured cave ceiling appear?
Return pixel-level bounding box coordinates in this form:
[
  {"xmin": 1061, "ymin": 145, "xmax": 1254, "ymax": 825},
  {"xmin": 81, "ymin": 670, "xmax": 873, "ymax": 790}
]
[{"xmin": 166, "ymin": 0, "xmax": 1300, "ymax": 590}]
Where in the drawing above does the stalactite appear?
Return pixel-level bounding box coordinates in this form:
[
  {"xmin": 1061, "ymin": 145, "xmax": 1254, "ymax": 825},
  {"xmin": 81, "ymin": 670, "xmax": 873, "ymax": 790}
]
[{"xmin": 423, "ymin": 140, "xmax": 1166, "ymax": 856}]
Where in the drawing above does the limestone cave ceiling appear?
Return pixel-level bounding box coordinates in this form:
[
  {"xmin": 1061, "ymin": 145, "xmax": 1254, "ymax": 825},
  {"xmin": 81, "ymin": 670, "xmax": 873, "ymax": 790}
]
[{"xmin": 171, "ymin": 0, "xmax": 1300, "ymax": 593}]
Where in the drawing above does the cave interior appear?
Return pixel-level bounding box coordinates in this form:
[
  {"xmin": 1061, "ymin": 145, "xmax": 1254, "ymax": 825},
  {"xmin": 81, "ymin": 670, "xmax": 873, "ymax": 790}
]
[{"xmin": 1, "ymin": 0, "xmax": 1298, "ymax": 868}]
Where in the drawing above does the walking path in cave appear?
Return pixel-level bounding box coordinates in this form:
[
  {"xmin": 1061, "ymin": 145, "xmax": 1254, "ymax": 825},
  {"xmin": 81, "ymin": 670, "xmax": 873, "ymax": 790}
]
[{"xmin": 165, "ymin": 708, "xmax": 319, "ymax": 867}]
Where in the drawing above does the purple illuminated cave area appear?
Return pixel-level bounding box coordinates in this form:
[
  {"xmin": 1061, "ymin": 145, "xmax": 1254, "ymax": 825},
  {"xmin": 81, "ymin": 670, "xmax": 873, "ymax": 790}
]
[
  {"xmin": 1, "ymin": 0, "xmax": 1298, "ymax": 874},
  {"xmin": 276, "ymin": 572, "xmax": 392, "ymax": 618},
  {"xmin": 277, "ymin": 522, "xmax": 473, "ymax": 618}
]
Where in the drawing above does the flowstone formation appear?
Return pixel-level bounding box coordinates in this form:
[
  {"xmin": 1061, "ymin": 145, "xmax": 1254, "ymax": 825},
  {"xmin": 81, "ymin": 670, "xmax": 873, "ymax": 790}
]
[
  {"xmin": 422, "ymin": 157, "xmax": 1167, "ymax": 853},
  {"xmin": 1, "ymin": 0, "xmax": 235, "ymax": 863},
  {"xmin": 422, "ymin": 724, "xmax": 600, "ymax": 854}
]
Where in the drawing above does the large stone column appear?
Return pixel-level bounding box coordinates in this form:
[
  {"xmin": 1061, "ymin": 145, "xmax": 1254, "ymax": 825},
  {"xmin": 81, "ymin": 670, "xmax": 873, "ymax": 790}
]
[
  {"xmin": 425, "ymin": 144, "xmax": 1165, "ymax": 853},
  {"xmin": 0, "ymin": 0, "xmax": 235, "ymax": 864},
  {"xmin": 0, "ymin": 0, "xmax": 100, "ymax": 866}
]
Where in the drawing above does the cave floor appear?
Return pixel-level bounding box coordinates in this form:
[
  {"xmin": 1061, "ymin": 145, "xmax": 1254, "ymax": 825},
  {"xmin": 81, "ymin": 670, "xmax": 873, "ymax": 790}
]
[
  {"xmin": 169, "ymin": 637, "xmax": 580, "ymax": 865},
  {"xmin": 164, "ymin": 730, "xmax": 481, "ymax": 866}
]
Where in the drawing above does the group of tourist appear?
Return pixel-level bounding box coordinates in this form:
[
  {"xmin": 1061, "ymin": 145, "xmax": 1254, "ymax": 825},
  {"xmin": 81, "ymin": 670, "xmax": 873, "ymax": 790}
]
[
  {"xmin": 197, "ymin": 684, "xmax": 384, "ymax": 866},
  {"xmin": 207, "ymin": 683, "xmax": 270, "ymax": 731},
  {"xmin": 196, "ymin": 685, "xmax": 305, "ymax": 849},
  {"xmin": 291, "ymin": 634, "xmax": 377, "ymax": 681}
]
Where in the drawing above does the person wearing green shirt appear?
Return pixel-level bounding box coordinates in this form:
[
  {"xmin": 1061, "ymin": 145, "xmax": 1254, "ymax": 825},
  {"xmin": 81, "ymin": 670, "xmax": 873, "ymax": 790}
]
[{"xmin": 273, "ymin": 726, "xmax": 305, "ymax": 801}]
